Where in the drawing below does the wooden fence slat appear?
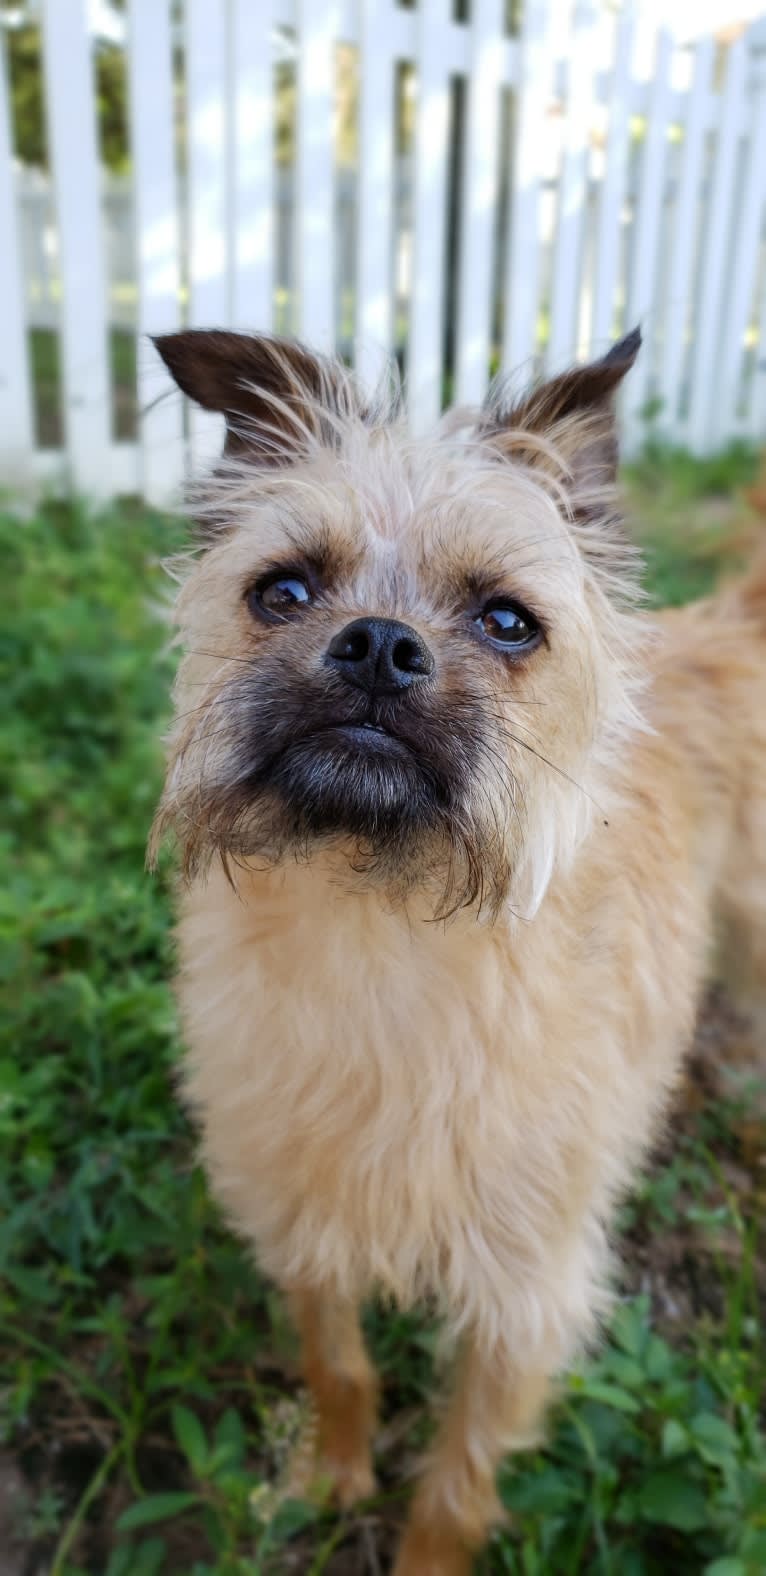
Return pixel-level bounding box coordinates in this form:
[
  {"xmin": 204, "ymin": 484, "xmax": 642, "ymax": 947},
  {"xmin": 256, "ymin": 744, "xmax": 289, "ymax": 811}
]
[
  {"xmin": 295, "ymin": 0, "xmax": 338, "ymax": 349},
  {"xmin": 709, "ymin": 36, "xmax": 766, "ymax": 447},
  {"xmin": 687, "ymin": 34, "xmax": 747, "ymax": 453},
  {"xmin": 622, "ymin": 26, "xmax": 674, "ymax": 445},
  {"xmin": 127, "ymin": 0, "xmax": 184, "ymax": 508},
  {"xmin": 0, "ymin": 29, "xmax": 34, "ymax": 480},
  {"xmin": 750, "ymin": 264, "xmax": 766, "ymax": 442},
  {"xmin": 408, "ymin": 0, "xmax": 452, "ymax": 432},
  {"xmin": 40, "ymin": 0, "xmax": 112, "ymax": 497},
  {"xmin": 231, "ymin": 0, "xmax": 275, "ymax": 334},
  {"xmin": 590, "ymin": 5, "xmax": 635, "ymax": 353},
  {"xmin": 654, "ymin": 35, "xmax": 714, "ymax": 439},
  {"xmin": 502, "ymin": 0, "xmax": 554, "ymax": 380},
  {"xmin": 547, "ymin": 0, "xmax": 601, "ymax": 370},
  {"xmin": 185, "ymin": 0, "xmax": 230, "ymax": 470},
  {"xmin": 356, "ymin": 0, "xmax": 395, "ymax": 389},
  {"xmin": 454, "ymin": 0, "xmax": 505, "ymax": 404},
  {"xmin": 32, "ymin": 440, "xmax": 139, "ymax": 494},
  {"xmin": 747, "ymin": 14, "xmax": 766, "ymax": 438}
]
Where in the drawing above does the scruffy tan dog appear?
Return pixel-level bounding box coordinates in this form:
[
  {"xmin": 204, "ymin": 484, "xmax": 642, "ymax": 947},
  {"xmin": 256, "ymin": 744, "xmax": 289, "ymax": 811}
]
[{"xmin": 150, "ymin": 326, "xmax": 766, "ymax": 1574}]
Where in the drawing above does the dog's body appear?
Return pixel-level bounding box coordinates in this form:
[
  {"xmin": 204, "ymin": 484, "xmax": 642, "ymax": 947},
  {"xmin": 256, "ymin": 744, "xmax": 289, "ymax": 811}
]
[
  {"xmin": 152, "ymin": 328, "xmax": 766, "ymax": 1573},
  {"xmin": 178, "ymin": 593, "xmax": 766, "ymax": 1337}
]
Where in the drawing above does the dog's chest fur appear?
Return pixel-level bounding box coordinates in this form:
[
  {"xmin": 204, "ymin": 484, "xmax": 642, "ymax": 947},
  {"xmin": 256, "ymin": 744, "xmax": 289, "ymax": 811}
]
[{"xmin": 176, "ymin": 803, "xmax": 704, "ymax": 1353}]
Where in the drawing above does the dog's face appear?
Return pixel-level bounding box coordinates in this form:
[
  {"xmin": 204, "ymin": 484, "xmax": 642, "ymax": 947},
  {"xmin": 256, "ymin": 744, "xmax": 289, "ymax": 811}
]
[{"xmin": 151, "ymin": 331, "xmax": 645, "ymax": 917}]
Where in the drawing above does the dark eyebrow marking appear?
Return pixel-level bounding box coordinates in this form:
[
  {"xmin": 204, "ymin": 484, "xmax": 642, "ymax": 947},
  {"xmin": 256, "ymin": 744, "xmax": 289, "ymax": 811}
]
[
  {"xmin": 424, "ymin": 550, "xmax": 516, "ymax": 614},
  {"xmin": 273, "ymin": 518, "xmax": 365, "ymax": 585}
]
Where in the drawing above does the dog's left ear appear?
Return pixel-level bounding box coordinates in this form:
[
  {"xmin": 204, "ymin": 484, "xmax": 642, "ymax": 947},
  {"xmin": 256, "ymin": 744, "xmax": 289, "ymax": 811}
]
[
  {"xmin": 480, "ymin": 328, "xmax": 641, "ymax": 522},
  {"xmin": 153, "ymin": 330, "xmax": 367, "ymax": 463}
]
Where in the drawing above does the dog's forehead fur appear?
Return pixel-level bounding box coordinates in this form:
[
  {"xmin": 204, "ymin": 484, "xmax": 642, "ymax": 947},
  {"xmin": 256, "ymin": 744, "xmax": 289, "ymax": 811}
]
[
  {"xmin": 189, "ymin": 425, "xmax": 586, "ymax": 623},
  {"xmin": 157, "ymin": 324, "xmax": 645, "ymax": 634}
]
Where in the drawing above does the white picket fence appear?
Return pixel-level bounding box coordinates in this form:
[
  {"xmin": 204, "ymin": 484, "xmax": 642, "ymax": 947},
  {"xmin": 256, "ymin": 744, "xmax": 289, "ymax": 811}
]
[{"xmin": 1, "ymin": 1, "xmax": 766, "ymax": 505}]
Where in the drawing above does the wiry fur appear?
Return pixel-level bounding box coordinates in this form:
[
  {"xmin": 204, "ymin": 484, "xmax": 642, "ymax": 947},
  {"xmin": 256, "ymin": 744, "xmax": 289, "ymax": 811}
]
[
  {"xmin": 151, "ymin": 348, "xmax": 646, "ymax": 920},
  {"xmin": 150, "ymin": 330, "xmax": 766, "ymax": 1573}
]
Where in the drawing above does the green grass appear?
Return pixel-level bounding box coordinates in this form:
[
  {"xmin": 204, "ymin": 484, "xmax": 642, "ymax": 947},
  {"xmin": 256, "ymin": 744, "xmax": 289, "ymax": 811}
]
[
  {"xmin": 623, "ymin": 441, "xmax": 760, "ymax": 608},
  {"xmin": 1, "ymin": 457, "xmax": 764, "ymax": 1574}
]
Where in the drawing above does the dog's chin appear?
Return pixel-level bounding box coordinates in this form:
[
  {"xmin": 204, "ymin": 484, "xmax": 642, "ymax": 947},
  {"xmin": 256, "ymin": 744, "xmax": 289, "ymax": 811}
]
[
  {"xmin": 261, "ymin": 724, "xmax": 446, "ymax": 841},
  {"xmin": 163, "ymin": 717, "xmax": 512, "ymax": 917}
]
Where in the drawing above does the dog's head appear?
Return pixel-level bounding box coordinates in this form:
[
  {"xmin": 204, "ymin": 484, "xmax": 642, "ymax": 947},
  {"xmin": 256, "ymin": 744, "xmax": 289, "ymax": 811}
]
[{"xmin": 150, "ymin": 329, "xmax": 645, "ymax": 917}]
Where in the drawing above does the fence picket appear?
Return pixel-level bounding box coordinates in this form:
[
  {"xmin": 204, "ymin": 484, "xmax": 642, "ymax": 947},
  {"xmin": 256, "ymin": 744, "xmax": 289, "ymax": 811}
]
[
  {"xmin": 0, "ymin": 30, "xmax": 34, "ymax": 477},
  {"xmin": 454, "ymin": 0, "xmax": 505, "ymax": 404},
  {"xmin": 708, "ymin": 32, "xmax": 766, "ymax": 448},
  {"xmin": 356, "ymin": 0, "xmax": 396, "ymax": 388},
  {"xmin": 622, "ymin": 26, "xmax": 674, "ymax": 445},
  {"xmin": 590, "ymin": 6, "xmax": 635, "ymax": 354},
  {"xmin": 127, "ymin": 0, "xmax": 184, "ymax": 508},
  {"xmin": 185, "ymin": 0, "xmax": 230, "ymax": 470},
  {"xmin": 654, "ymin": 36, "xmax": 713, "ymax": 439},
  {"xmin": 547, "ymin": 0, "xmax": 602, "ymax": 369},
  {"xmin": 296, "ymin": 0, "xmax": 338, "ymax": 349},
  {"xmin": 502, "ymin": 0, "xmax": 554, "ymax": 381},
  {"xmin": 409, "ymin": 0, "xmax": 451, "ymax": 431},
  {"xmin": 750, "ymin": 265, "xmax": 766, "ymax": 442},
  {"xmin": 40, "ymin": 0, "xmax": 112, "ymax": 496},
  {"xmin": 687, "ymin": 34, "xmax": 748, "ymax": 453},
  {"xmin": 231, "ymin": 0, "xmax": 275, "ymax": 334}
]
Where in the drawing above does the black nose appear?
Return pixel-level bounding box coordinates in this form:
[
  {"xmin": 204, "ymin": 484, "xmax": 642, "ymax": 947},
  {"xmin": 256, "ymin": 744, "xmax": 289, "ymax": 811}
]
[{"xmin": 326, "ymin": 617, "xmax": 435, "ymax": 696}]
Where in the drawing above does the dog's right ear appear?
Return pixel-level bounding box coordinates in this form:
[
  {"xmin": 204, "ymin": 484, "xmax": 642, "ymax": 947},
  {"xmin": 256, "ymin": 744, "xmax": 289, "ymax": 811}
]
[{"xmin": 153, "ymin": 330, "xmax": 366, "ymax": 463}]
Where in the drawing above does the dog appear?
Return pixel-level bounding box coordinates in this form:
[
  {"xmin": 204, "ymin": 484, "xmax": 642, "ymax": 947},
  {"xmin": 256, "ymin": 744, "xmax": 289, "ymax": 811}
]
[{"xmin": 150, "ymin": 326, "xmax": 766, "ymax": 1574}]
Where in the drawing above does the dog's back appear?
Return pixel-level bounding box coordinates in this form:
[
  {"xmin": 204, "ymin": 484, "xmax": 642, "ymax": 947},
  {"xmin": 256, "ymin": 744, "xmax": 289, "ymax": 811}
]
[{"xmin": 663, "ymin": 554, "xmax": 766, "ymax": 1036}]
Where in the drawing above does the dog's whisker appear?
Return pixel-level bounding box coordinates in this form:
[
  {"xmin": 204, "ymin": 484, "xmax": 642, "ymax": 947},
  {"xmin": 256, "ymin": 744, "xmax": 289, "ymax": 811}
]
[
  {"xmin": 172, "ymin": 693, "xmax": 236, "ymax": 723},
  {"xmin": 184, "ymin": 648, "xmax": 258, "ymax": 666}
]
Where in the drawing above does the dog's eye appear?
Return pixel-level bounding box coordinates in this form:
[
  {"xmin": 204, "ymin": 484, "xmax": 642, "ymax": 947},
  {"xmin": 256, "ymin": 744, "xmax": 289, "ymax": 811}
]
[
  {"xmin": 250, "ymin": 573, "xmax": 313, "ymax": 620},
  {"xmin": 475, "ymin": 601, "xmax": 540, "ymax": 650}
]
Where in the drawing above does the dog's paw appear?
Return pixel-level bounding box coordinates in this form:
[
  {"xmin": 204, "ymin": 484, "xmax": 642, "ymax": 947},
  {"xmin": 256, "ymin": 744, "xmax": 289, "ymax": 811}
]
[
  {"xmin": 284, "ymin": 1451, "xmax": 377, "ymax": 1511},
  {"xmin": 280, "ymin": 1412, "xmax": 378, "ymax": 1506},
  {"xmin": 392, "ymin": 1525, "xmax": 475, "ymax": 1576},
  {"xmin": 322, "ymin": 1452, "xmax": 377, "ymax": 1509}
]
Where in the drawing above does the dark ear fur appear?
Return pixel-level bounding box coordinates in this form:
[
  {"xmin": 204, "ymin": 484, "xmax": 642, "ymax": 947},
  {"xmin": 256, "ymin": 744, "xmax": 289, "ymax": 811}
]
[
  {"xmin": 153, "ymin": 330, "xmax": 364, "ymax": 462},
  {"xmin": 481, "ymin": 328, "xmax": 641, "ymax": 517}
]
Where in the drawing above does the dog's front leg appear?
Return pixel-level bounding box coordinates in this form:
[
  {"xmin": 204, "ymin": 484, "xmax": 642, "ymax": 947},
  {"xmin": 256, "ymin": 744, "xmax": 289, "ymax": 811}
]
[
  {"xmin": 393, "ymin": 1336, "xmax": 552, "ymax": 1576},
  {"xmin": 288, "ymin": 1286, "xmax": 379, "ymax": 1507}
]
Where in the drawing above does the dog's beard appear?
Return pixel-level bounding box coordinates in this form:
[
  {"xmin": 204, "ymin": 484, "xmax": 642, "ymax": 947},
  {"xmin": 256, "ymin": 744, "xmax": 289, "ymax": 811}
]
[
  {"xmin": 153, "ymin": 673, "xmax": 517, "ymax": 918},
  {"xmin": 261, "ymin": 725, "xmax": 445, "ymax": 837}
]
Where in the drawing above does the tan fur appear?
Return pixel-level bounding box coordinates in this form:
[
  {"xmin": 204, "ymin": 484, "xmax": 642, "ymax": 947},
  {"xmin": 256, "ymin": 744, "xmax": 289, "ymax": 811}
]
[
  {"xmin": 289, "ymin": 1289, "xmax": 378, "ymax": 1506},
  {"xmin": 151, "ymin": 331, "xmax": 766, "ymax": 1569}
]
